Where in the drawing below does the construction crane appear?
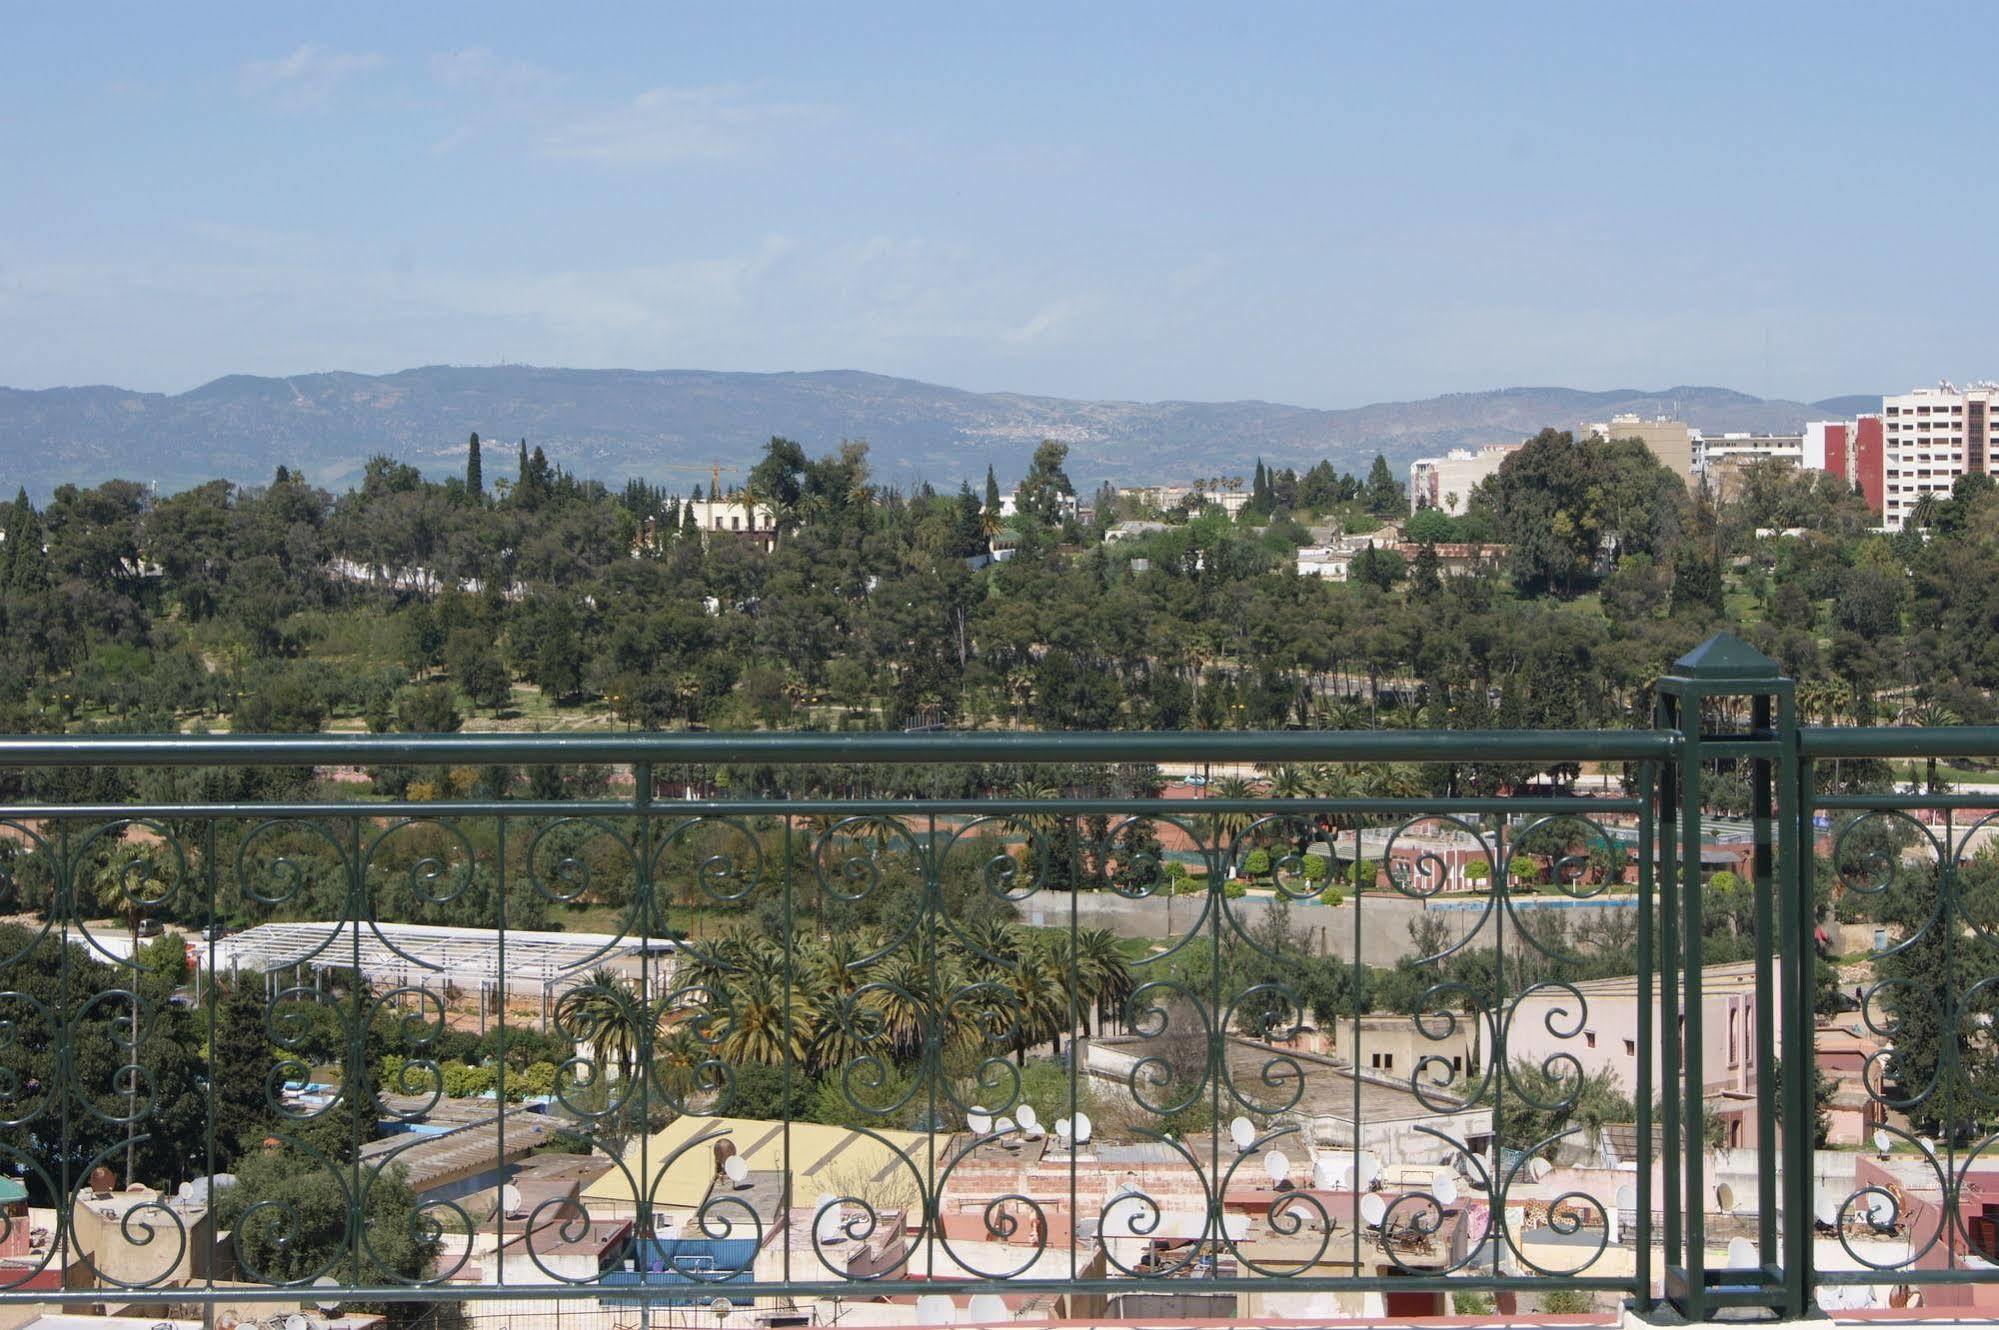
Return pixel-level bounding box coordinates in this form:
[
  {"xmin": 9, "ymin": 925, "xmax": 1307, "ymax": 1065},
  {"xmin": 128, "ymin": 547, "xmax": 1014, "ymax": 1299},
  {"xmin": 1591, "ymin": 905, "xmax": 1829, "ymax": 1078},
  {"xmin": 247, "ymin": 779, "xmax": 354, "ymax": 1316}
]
[{"xmin": 654, "ymin": 461, "xmax": 740, "ymax": 496}]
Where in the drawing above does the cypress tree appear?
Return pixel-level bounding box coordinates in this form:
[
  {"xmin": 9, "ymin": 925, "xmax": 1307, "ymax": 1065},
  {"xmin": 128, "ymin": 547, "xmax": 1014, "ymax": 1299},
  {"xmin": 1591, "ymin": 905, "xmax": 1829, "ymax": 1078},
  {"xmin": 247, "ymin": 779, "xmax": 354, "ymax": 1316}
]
[
  {"xmin": 984, "ymin": 464, "xmax": 1001, "ymax": 513},
  {"xmin": 4, "ymin": 488, "xmax": 48, "ymax": 593},
  {"xmin": 467, "ymin": 432, "xmax": 483, "ymax": 496}
]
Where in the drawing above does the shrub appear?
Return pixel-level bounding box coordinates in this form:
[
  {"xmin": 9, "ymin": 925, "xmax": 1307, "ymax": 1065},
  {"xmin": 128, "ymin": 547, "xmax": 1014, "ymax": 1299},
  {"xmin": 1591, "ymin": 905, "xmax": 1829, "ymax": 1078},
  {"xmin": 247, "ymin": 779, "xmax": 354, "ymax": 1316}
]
[
  {"xmin": 1241, "ymin": 848, "xmax": 1272, "ymax": 879},
  {"xmin": 1223, "ymin": 880, "xmax": 1248, "ymax": 900},
  {"xmin": 1317, "ymin": 885, "xmax": 1345, "ymax": 908}
]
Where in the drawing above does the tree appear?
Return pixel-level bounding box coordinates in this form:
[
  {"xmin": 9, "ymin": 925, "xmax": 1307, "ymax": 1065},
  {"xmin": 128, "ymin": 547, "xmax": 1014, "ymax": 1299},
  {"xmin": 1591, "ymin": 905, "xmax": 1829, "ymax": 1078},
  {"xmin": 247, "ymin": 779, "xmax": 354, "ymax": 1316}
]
[
  {"xmin": 984, "ymin": 464, "xmax": 1001, "ymax": 515},
  {"xmin": 1671, "ymin": 545, "xmax": 1724, "ymax": 617},
  {"xmin": 458, "ymin": 647, "xmax": 511, "ymax": 715},
  {"xmin": 746, "ymin": 436, "xmax": 807, "ymax": 531},
  {"xmin": 397, "ymin": 683, "xmax": 463, "ymax": 733},
  {"xmin": 1363, "ymin": 454, "xmax": 1402, "ymax": 515},
  {"xmin": 1016, "ymin": 440, "xmax": 1075, "ymax": 524},
  {"xmin": 214, "ymin": 1145, "xmax": 438, "ymax": 1297},
  {"xmin": 1409, "ymin": 542, "xmax": 1442, "ymax": 600},
  {"xmin": 1484, "ymin": 429, "xmax": 1684, "ymax": 596},
  {"xmin": 533, "ymin": 599, "xmax": 584, "ymax": 701},
  {"xmin": 1349, "ymin": 543, "xmax": 1405, "ymax": 591},
  {"xmin": 466, "ymin": 432, "xmax": 483, "ymax": 497}
]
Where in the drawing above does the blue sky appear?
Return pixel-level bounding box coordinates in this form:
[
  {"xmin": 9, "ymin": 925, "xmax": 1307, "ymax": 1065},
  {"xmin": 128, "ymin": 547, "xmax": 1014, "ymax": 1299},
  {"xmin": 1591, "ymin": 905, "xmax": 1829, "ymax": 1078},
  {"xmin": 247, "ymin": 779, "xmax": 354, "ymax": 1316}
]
[{"xmin": 2, "ymin": 3, "xmax": 1990, "ymax": 405}]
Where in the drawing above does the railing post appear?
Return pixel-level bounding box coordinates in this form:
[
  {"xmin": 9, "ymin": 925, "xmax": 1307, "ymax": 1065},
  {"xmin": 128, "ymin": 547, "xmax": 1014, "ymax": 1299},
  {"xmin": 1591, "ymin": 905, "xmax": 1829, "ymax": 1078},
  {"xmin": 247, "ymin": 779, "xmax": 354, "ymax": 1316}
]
[{"xmin": 1655, "ymin": 633, "xmax": 1803, "ymax": 1320}]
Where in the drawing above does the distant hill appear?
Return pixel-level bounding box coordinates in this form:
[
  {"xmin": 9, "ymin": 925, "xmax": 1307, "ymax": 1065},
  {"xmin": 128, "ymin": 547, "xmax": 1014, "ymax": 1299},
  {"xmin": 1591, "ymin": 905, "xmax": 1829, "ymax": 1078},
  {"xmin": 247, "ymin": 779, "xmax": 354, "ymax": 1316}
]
[{"xmin": 0, "ymin": 365, "xmax": 1879, "ymax": 497}]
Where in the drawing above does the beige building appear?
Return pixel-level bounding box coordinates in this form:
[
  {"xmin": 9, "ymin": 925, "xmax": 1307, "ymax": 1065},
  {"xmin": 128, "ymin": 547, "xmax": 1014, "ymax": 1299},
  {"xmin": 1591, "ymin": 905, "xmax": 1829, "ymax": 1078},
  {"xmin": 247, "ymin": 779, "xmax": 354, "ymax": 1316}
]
[
  {"xmin": 1406, "ymin": 443, "xmax": 1521, "ymax": 514},
  {"xmin": 1586, "ymin": 414, "xmax": 1696, "ymax": 489}
]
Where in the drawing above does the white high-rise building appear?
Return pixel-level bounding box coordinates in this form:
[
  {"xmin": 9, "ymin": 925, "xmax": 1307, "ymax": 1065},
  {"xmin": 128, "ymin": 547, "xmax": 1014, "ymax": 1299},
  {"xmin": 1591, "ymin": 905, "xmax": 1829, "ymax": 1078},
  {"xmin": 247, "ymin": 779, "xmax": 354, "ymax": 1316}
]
[{"xmin": 1880, "ymin": 381, "xmax": 1999, "ymax": 531}]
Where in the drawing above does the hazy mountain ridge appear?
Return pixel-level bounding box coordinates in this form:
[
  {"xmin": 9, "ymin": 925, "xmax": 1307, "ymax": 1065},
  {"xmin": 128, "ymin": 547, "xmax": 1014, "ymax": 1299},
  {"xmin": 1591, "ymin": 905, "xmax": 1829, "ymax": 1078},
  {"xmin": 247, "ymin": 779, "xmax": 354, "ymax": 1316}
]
[{"xmin": 0, "ymin": 367, "xmax": 1874, "ymax": 497}]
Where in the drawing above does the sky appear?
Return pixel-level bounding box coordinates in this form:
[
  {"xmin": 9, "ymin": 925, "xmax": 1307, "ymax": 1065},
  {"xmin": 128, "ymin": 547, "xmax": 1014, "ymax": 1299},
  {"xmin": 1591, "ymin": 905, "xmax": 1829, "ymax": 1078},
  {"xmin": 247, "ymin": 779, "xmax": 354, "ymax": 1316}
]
[{"xmin": 2, "ymin": 2, "xmax": 1992, "ymax": 407}]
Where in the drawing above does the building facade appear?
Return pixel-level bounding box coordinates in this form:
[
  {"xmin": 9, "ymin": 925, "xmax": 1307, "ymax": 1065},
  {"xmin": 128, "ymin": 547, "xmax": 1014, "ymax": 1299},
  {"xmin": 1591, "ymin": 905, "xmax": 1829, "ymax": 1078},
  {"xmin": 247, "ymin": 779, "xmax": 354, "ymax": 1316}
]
[
  {"xmin": 1878, "ymin": 381, "xmax": 1999, "ymax": 530},
  {"xmin": 1584, "ymin": 414, "xmax": 1696, "ymax": 489},
  {"xmin": 1406, "ymin": 444, "xmax": 1521, "ymax": 514}
]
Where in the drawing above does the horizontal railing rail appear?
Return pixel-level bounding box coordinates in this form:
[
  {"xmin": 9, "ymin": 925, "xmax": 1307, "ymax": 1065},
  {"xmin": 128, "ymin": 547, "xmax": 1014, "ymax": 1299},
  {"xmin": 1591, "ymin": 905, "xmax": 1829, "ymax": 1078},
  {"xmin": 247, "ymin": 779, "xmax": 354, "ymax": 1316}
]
[{"xmin": 0, "ymin": 727, "xmax": 1679, "ymax": 766}]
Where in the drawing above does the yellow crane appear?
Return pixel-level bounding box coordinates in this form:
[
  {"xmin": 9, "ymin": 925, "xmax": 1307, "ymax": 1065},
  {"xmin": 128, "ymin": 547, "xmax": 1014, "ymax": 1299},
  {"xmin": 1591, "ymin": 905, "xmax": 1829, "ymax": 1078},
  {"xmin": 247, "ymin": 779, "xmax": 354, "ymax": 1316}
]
[{"xmin": 653, "ymin": 460, "xmax": 740, "ymax": 496}]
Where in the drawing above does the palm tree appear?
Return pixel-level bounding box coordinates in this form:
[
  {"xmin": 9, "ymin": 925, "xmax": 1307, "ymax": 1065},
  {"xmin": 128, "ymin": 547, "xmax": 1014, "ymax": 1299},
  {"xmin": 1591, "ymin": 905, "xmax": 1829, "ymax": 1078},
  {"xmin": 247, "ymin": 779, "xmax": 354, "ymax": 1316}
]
[
  {"xmin": 1266, "ymin": 764, "xmax": 1313, "ymax": 800},
  {"xmin": 555, "ymin": 968, "xmax": 651, "ymax": 1084},
  {"xmin": 716, "ymin": 969, "xmax": 811, "ymax": 1067},
  {"xmin": 1207, "ymin": 775, "xmax": 1259, "ymax": 854},
  {"xmin": 1074, "ymin": 928, "xmax": 1134, "ymax": 1037},
  {"xmin": 1908, "ymin": 490, "xmax": 1942, "ymax": 531},
  {"xmin": 996, "ymin": 941, "xmax": 1069, "ymax": 1063}
]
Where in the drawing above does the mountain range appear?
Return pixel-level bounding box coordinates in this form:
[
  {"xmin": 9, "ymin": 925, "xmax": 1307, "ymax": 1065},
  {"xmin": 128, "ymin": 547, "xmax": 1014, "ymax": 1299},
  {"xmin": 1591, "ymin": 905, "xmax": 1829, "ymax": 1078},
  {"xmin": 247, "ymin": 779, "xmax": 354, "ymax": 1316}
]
[{"xmin": 0, "ymin": 365, "xmax": 1879, "ymax": 498}]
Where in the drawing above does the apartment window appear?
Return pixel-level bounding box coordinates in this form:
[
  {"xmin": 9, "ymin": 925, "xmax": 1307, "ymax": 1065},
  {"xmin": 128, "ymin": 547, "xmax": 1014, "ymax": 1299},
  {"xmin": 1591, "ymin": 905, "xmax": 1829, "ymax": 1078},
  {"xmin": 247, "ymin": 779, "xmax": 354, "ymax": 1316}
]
[
  {"xmin": 1369, "ymin": 1052, "xmax": 1395, "ymax": 1070},
  {"xmin": 1451, "ymin": 1056, "xmax": 1464, "ymax": 1074},
  {"xmin": 1585, "ymin": 1031, "xmax": 1597, "ymax": 1049},
  {"xmin": 1729, "ymin": 1010, "xmax": 1738, "ymax": 1064},
  {"xmin": 1624, "ymin": 1039, "xmax": 1637, "ymax": 1057}
]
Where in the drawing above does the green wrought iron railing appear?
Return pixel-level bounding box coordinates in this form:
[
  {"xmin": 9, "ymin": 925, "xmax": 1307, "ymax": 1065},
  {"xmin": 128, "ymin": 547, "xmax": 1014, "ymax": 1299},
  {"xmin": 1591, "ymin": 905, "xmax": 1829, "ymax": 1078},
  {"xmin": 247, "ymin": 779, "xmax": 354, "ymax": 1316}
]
[{"xmin": 0, "ymin": 635, "xmax": 1989, "ymax": 1325}]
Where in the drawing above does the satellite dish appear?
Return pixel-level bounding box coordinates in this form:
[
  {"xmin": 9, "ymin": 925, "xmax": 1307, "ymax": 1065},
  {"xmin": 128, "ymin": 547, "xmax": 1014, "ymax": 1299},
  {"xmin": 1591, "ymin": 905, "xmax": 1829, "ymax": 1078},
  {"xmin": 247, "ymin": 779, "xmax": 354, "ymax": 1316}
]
[
  {"xmin": 967, "ymin": 1109, "xmax": 992, "ymax": 1135},
  {"xmin": 1874, "ymin": 1129, "xmax": 1892, "ymax": 1153},
  {"xmin": 1017, "ymin": 1105, "xmax": 1039, "ymax": 1132},
  {"xmin": 723, "ymin": 1155, "xmax": 749, "ymax": 1187},
  {"xmin": 710, "ymin": 1297, "xmax": 731, "ymax": 1315},
  {"xmin": 1230, "ymin": 1116, "xmax": 1255, "ymax": 1152},
  {"xmin": 915, "ymin": 1294, "xmax": 954, "ymax": 1325},
  {"xmin": 1726, "ymin": 1237, "xmax": 1757, "ymax": 1268},
  {"xmin": 501, "ymin": 1184, "xmax": 525, "ymax": 1217},
  {"xmin": 1716, "ymin": 1182, "xmax": 1736, "ymax": 1213},
  {"xmin": 218, "ymin": 1315, "xmax": 238, "ymax": 1330},
  {"xmin": 1866, "ymin": 1194, "xmax": 1893, "ymax": 1226},
  {"xmin": 1616, "ymin": 1184, "xmax": 1637, "ymax": 1209},
  {"xmin": 1434, "ymin": 1175, "xmax": 1458, "ymax": 1206},
  {"xmin": 285, "ymin": 1314, "xmax": 307, "ymax": 1330},
  {"xmin": 313, "ymin": 1274, "xmax": 341, "ymax": 1314},
  {"xmin": 1055, "ymin": 1117, "xmax": 1071, "ymax": 1141},
  {"xmin": 1919, "ymin": 1136, "xmax": 1936, "ymax": 1157},
  {"xmin": 1815, "ymin": 1197, "xmax": 1838, "ymax": 1227},
  {"xmin": 1073, "ymin": 1112, "xmax": 1093, "ymax": 1144},
  {"xmin": 1356, "ymin": 1154, "xmax": 1380, "ymax": 1187},
  {"xmin": 993, "ymin": 1115, "xmax": 1015, "ymax": 1136},
  {"xmin": 1264, "ymin": 1150, "xmax": 1290, "ymax": 1184},
  {"xmin": 968, "ymin": 1294, "xmax": 1006, "ymax": 1322},
  {"xmin": 1527, "ymin": 1157, "xmax": 1552, "ymax": 1182},
  {"xmin": 1312, "ymin": 1158, "xmax": 1340, "ymax": 1190},
  {"xmin": 1360, "ymin": 1194, "xmax": 1387, "ymax": 1227}
]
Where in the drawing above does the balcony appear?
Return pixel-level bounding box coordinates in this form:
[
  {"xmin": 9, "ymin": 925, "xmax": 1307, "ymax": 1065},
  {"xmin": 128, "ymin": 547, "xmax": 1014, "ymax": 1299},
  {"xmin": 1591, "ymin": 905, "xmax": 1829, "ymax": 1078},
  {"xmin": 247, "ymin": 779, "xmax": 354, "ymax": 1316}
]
[{"xmin": 0, "ymin": 638, "xmax": 1995, "ymax": 1327}]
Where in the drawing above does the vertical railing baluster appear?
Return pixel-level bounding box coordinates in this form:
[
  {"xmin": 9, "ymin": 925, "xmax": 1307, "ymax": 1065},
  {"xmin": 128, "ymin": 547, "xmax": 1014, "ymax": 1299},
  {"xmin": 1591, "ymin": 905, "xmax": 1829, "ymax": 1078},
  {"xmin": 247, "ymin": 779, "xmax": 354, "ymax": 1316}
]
[
  {"xmin": 348, "ymin": 814, "xmax": 365, "ymax": 1292},
  {"xmin": 1657, "ymin": 694, "xmax": 1682, "ymax": 1299},
  {"xmin": 494, "ymin": 812, "xmax": 506, "ymax": 1293},
  {"xmin": 632, "ymin": 763, "xmax": 651, "ymax": 1330},
  {"xmin": 1679, "ymin": 699, "xmax": 1707, "ymax": 1323},
  {"xmin": 1753, "ymin": 694, "xmax": 1777, "ymax": 1267},
  {"xmin": 1791, "ymin": 732, "xmax": 1823, "ymax": 1312},
  {"xmin": 1636, "ymin": 759, "xmax": 1655, "ymax": 1313},
  {"xmin": 781, "ymin": 812, "xmax": 794, "ymax": 1292},
  {"xmin": 1778, "ymin": 695, "xmax": 1811, "ymax": 1317}
]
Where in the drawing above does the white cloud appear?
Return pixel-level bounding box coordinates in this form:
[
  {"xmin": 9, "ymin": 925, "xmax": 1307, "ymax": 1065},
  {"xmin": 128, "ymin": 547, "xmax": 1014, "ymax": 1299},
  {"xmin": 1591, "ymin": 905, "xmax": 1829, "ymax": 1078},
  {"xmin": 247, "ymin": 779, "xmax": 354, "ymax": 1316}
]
[
  {"xmin": 537, "ymin": 83, "xmax": 823, "ymax": 167},
  {"xmin": 1002, "ymin": 296, "xmax": 1093, "ymax": 345},
  {"xmin": 238, "ymin": 44, "xmax": 385, "ymax": 109},
  {"xmin": 428, "ymin": 47, "xmax": 562, "ymax": 97}
]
